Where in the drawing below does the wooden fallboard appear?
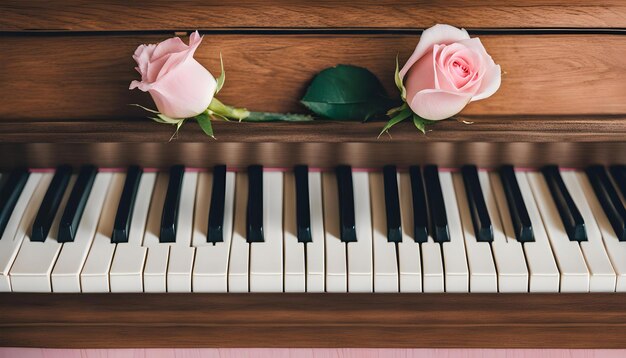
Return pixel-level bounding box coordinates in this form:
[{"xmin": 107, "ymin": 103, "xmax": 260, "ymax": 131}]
[
  {"xmin": 1, "ymin": 293, "xmax": 625, "ymax": 348},
  {"xmin": 2, "ymin": 0, "xmax": 626, "ymax": 30},
  {"xmin": 2, "ymin": 34, "xmax": 626, "ymax": 122}
]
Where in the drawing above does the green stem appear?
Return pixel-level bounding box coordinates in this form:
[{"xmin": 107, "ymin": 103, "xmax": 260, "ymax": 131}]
[
  {"xmin": 208, "ymin": 97, "xmax": 249, "ymax": 121},
  {"xmin": 208, "ymin": 97, "xmax": 313, "ymax": 122},
  {"xmin": 245, "ymin": 112, "xmax": 313, "ymax": 122}
]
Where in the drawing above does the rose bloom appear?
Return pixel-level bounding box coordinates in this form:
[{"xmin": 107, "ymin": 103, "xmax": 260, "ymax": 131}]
[
  {"xmin": 130, "ymin": 31, "xmax": 217, "ymax": 119},
  {"xmin": 400, "ymin": 24, "xmax": 501, "ymax": 120}
]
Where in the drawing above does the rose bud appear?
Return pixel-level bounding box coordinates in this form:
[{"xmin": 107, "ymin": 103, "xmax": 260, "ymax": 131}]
[
  {"xmin": 400, "ymin": 24, "xmax": 501, "ymax": 120},
  {"xmin": 129, "ymin": 31, "xmax": 217, "ymax": 119}
]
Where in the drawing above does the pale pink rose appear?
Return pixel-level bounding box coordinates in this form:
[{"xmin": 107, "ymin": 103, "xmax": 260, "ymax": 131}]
[
  {"xmin": 129, "ymin": 31, "xmax": 217, "ymax": 119},
  {"xmin": 400, "ymin": 24, "xmax": 501, "ymax": 120}
]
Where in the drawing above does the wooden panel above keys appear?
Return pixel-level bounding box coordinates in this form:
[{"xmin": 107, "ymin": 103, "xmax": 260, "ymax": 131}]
[
  {"xmin": 1, "ymin": 34, "xmax": 626, "ymax": 122},
  {"xmin": 1, "ymin": 293, "xmax": 626, "ymax": 348},
  {"xmin": 2, "ymin": 0, "xmax": 626, "ymax": 30}
]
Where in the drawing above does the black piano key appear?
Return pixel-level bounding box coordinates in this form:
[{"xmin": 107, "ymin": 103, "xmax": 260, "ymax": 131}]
[
  {"xmin": 0, "ymin": 168, "xmax": 30, "ymax": 239},
  {"xmin": 499, "ymin": 165, "xmax": 534, "ymax": 243},
  {"xmin": 207, "ymin": 165, "xmax": 227, "ymax": 243},
  {"xmin": 111, "ymin": 165, "xmax": 142, "ymax": 243},
  {"xmin": 586, "ymin": 165, "xmax": 626, "ymax": 241},
  {"xmin": 247, "ymin": 165, "xmax": 264, "ymax": 243},
  {"xmin": 336, "ymin": 165, "xmax": 357, "ymax": 243},
  {"xmin": 58, "ymin": 165, "xmax": 98, "ymax": 243},
  {"xmin": 159, "ymin": 165, "xmax": 185, "ymax": 243},
  {"xmin": 461, "ymin": 165, "xmax": 494, "ymax": 242},
  {"xmin": 294, "ymin": 165, "xmax": 312, "ymax": 243},
  {"xmin": 383, "ymin": 165, "xmax": 402, "ymax": 243},
  {"xmin": 409, "ymin": 166, "xmax": 428, "ymax": 243},
  {"xmin": 541, "ymin": 165, "xmax": 586, "ymax": 242},
  {"xmin": 31, "ymin": 165, "xmax": 72, "ymax": 242},
  {"xmin": 423, "ymin": 165, "xmax": 449, "ymax": 243},
  {"xmin": 609, "ymin": 165, "xmax": 626, "ymax": 200}
]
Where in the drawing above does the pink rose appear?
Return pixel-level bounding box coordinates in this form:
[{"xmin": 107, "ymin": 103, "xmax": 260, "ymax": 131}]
[
  {"xmin": 130, "ymin": 31, "xmax": 217, "ymax": 119},
  {"xmin": 400, "ymin": 24, "xmax": 501, "ymax": 120}
]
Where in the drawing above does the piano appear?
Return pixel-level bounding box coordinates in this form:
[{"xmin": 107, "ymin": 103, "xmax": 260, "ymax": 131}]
[{"xmin": 1, "ymin": 0, "xmax": 626, "ymax": 350}]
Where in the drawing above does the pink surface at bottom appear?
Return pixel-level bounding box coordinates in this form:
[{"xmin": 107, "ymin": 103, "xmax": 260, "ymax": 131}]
[{"xmin": 1, "ymin": 349, "xmax": 625, "ymax": 358}]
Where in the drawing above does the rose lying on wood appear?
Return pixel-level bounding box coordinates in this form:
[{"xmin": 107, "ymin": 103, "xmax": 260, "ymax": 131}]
[
  {"xmin": 129, "ymin": 31, "xmax": 311, "ymax": 140},
  {"xmin": 386, "ymin": 24, "xmax": 502, "ymax": 134}
]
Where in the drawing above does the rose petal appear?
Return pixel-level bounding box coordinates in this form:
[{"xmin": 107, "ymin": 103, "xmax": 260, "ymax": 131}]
[
  {"xmin": 404, "ymin": 49, "xmax": 436, "ymax": 102},
  {"xmin": 146, "ymin": 54, "xmax": 169, "ymax": 83},
  {"xmin": 149, "ymin": 59, "xmax": 217, "ymax": 118},
  {"xmin": 471, "ymin": 64, "xmax": 501, "ymax": 101},
  {"xmin": 409, "ymin": 89, "xmax": 472, "ymax": 120},
  {"xmin": 151, "ymin": 36, "xmax": 188, "ymax": 61},
  {"xmin": 189, "ymin": 30, "xmax": 202, "ymax": 46},
  {"xmin": 457, "ymin": 38, "xmax": 493, "ymax": 63},
  {"xmin": 399, "ymin": 24, "xmax": 470, "ymax": 79},
  {"xmin": 132, "ymin": 43, "xmax": 156, "ymax": 80},
  {"xmin": 129, "ymin": 80, "xmax": 151, "ymax": 92},
  {"xmin": 156, "ymin": 32, "xmax": 204, "ymax": 81}
]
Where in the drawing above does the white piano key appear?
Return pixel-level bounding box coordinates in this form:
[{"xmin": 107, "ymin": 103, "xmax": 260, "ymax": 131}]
[
  {"xmin": 81, "ymin": 172, "xmax": 125, "ymax": 292},
  {"xmin": 421, "ymin": 241, "xmax": 445, "ymax": 292},
  {"xmin": 192, "ymin": 171, "xmax": 236, "ymax": 293},
  {"xmin": 322, "ymin": 172, "xmax": 347, "ymax": 292},
  {"xmin": 514, "ymin": 172, "xmax": 560, "ymax": 292},
  {"xmin": 561, "ymin": 170, "xmax": 616, "ymax": 292},
  {"xmin": 452, "ymin": 172, "xmax": 497, "ymax": 293},
  {"xmin": 167, "ymin": 246, "xmax": 194, "ymax": 292},
  {"xmin": 527, "ymin": 172, "xmax": 590, "ymax": 292},
  {"xmin": 575, "ymin": 172, "xmax": 626, "ymax": 291},
  {"xmin": 438, "ymin": 171, "xmax": 469, "ymax": 293},
  {"xmin": 306, "ymin": 171, "xmax": 325, "ymax": 293},
  {"xmin": 109, "ymin": 172, "xmax": 155, "ymax": 293},
  {"xmin": 369, "ymin": 172, "xmax": 398, "ymax": 293},
  {"xmin": 167, "ymin": 171, "xmax": 197, "ymax": 293},
  {"xmin": 51, "ymin": 173, "xmax": 112, "ymax": 292},
  {"xmin": 143, "ymin": 245, "xmax": 169, "ymax": 292},
  {"xmin": 0, "ymin": 173, "xmax": 44, "ymax": 292},
  {"xmin": 10, "ymin": 174, "xmax": 77, "ymax": 292},
  {"xmin": 397, "ymin": 172, "xmax": 422, "ymax": 293},
  {"xmin": 228, "ymin": 172, "xmax": 250, "ymax": 292},
  {"xmin": 348, "ymin": 171, "xmax": 373, "ymax": 292},
  {"xmin": 250, "ymin": 171, "xmax": 283, "ymax": 292},
  {"xmin": 283, "ymin": 172, "xmax": 305, "ymax": 292},
  {"xmin": 142, "ymin": 172, "xmax": 170, "ymax": 293},
  {"xmin": 483, "ymin": 172, "xmax": 528, "ymax": 292}
]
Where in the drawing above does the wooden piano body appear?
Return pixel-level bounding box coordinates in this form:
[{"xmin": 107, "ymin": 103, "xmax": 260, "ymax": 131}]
[{"xmin": 0, "ymin": 0, "xmax": 625, "ymax": 348}]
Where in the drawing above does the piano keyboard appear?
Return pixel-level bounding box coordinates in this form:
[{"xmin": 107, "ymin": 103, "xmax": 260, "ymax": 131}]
[{"xmin": 0, "ymin": 165, "xmax": 624, "ymax": 293}]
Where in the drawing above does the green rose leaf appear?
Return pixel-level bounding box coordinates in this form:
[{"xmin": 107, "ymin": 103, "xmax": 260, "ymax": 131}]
[
  {"xmin": 215, "ymin": 53, "xmax": 225, "ymax": 94},
  {"xmin": 301, "ymin": 64, "xmax": 395, "ymax": 121},
  {"xmin": 412, "ymin": 114, "xmax": 437, "ymax": 134},
  {"xmin": 195, "ymin": 111, "xmax": 215, "ymax": 139}
]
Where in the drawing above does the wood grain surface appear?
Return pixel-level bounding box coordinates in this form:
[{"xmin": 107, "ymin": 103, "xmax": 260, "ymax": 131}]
[
  {"xmin": 2, "ymin": 0, "xmax": 626, "ymax": 30},
  {"xmin": 1, "ymin": 34, "xmax": 625, "ymax": 122},
  {"xmin": 1, "ymin": 117, "xmax": 625, "ymax": 143},
  {"xmin": 3, "ymin": 348, "xmax": 626, "ymax": 358},
  {"xmin": 1, "ymin": 293, "xmax": 625, "ymax": 348}
]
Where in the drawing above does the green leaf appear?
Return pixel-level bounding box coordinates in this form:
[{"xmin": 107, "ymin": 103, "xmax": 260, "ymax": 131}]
[
  {"xmin": 169, "ymin": 119, "xmax": 186, "ymax": 142},
  {"xmin": 215, "ymin": 53, "xmax": 225, "ymax": 94},
  {"xmin": 130, "ymin": 103, "xmax": 160, "ymax": 114},
  {"xmin": 301, "ymin": 64, "xmax": 394, "ymax": 121},
  {"xmin": 195, "ymin": 111, "xmax": 215, "ymax": 139},
  {"xmin": 378, "ymin": 106, "xmax": 412, "ymax": 138},
  {"xmin": 157, "ymin": 113, "xmax": 183, "ymax": 124},
  {"xmin": 394, "ymin": 55, "xmax": 407, "ymax": 101},
  {"xmin": 412, "ymin": 114, "xmax": 436, "ymax": 134}
]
